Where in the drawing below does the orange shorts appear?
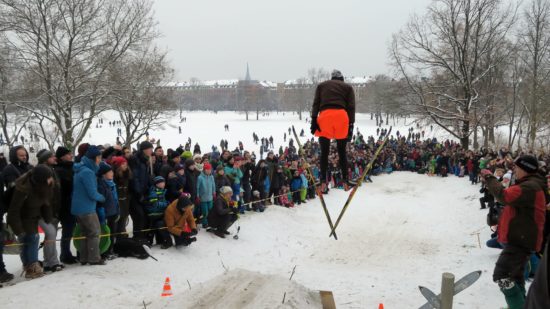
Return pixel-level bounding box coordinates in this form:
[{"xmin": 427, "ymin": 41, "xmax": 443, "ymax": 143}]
[{"xmin": 314, "ymin": 109, "xmax": 349, "ymax": 140}]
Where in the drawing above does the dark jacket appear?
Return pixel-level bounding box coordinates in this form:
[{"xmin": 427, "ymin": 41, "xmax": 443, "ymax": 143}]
[
  {"xmin": 271, "ymin": 170, "xmax": 286, "ymax": 189},
  {"xmin": 184, "ymin": 163, "xmax": 198, "ymax": 200},
  {"xmin": 251, "ymin": 160, "xmax": 268, "ymax": 190},
  {"xmin": 97, "ymin": 178, "xmax": 119, "ymax": 217},
  {"xmin": 525, "ymin": 243, "xmax": 550, "ymax": 309},
  {"xmin": 7, "ymin": 171, "xmax": 53, "ymax": 235},
  {"xmin": 215, "ymin": 173, "xmax": 231, "ymax": 193},
  {"xmin": 207, "ymin": 195, "xmax": 234, "ymax": 228},
  {"xmin": 486, "ymin": 173, "xmax": 547, "ymax": 251},
  {"xmin": 129, "ymin": 152, "xmax": 152, "ymax": 201},
  {"xmin": 114, "ymin": 169, "xmax": 131, "ymax": 215},
  {"xmin": 2, "ymin": 146, "xmax": 32, "ymax": 189},
  {"xmin": 54, "ymin": 160, "xmax": 74, "ymax": 221},
  {"xmin": 311, "ymin": 79, "xmax": 356, "ymax": 123}
]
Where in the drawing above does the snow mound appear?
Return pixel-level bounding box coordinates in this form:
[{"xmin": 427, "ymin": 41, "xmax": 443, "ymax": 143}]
[{"xmin": 153, "ymin": 269, "xmax": 322, "ymax": 309}]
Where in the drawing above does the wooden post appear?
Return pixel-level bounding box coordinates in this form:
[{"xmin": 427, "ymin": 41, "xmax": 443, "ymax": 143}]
[{"xmin": 441, "ymin": 272, "xmax": 455, "ymax": 309}]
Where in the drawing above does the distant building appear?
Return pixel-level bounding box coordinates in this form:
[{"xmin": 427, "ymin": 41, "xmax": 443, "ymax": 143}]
[{"xmin": 165, "ymin": 66, "xmax": 371, "ymax": 112}]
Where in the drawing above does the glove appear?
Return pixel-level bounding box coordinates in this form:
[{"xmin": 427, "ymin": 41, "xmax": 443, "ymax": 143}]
[
  {"xmin": 97, "ymin": 208, "xmax": 106, "ymax": 225},
  {"xmin": 17, "ymin": 233, "xmax": 26, "ymax": 241},
  {"xmin": 347, "ymin": 123, "xmax": 354, "ymax": 142},
  {"xmin": 195, "ymin": 197, "xmax": 200, "ymax": 205},
  {"xmin": 191, "ymin": 228, "xmax": 198, "ymax": 236},
  {"xmin": 310, "ymin": 117, "xmax": 321, "ymax": 135}
]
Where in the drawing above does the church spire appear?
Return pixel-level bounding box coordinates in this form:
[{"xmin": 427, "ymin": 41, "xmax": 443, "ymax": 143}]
[{"xmin": 245, "ymin": 62, "xmax": 251, "ymax": 81}]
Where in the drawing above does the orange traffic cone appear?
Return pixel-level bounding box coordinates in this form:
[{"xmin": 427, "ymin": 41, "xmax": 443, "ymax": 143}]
[
  {"xmin": 378, "ymin": 304, "xmax": 384, "ymax": 309},
  {"xmin": 161, "ymin": 277, "xmax": 173, "ymax": 297}
]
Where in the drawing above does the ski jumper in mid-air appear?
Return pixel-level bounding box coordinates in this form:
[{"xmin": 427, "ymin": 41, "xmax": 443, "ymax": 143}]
[{"xmin": 310, "ymin": 69, "xmax": 355, "ymax": 193}]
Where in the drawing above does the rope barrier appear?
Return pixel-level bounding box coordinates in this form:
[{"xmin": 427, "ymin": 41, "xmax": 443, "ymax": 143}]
[{"xmin": 4, "ymin": 181, "xmax": 337, "ymax": 248}]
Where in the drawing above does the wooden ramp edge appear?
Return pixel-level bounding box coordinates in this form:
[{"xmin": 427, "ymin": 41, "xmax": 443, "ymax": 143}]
[{"xmin": 319, "ymin": 290, "xmax": 336, "ymax": 309}]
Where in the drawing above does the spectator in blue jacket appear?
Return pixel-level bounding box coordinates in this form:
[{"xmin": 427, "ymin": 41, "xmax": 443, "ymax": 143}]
[
  {"xmin": 197, "ymin": 163, "xmax": 216, "ymax": 228},
  {"xmin": 290, "ymin": 169, "xmax": 303, "ymax": 205},
  {"xmin": 71, "ymin": 145, "xmax": 106, "ymax": 265},
  {"xmin": 96, "ymin": 162, "xmax": 119, "ymax": 259}
]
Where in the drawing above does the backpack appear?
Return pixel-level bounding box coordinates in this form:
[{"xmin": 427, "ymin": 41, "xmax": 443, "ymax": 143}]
[{"xmin": 113, "ymin": 237, "xmax": 150, "ymax": 259}]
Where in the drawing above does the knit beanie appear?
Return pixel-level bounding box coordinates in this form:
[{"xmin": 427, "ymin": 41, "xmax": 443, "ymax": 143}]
[
  {"xmin": 153, "ymin": 176, "xmax": 165, "ymax": 185},
  {"xmin": 37, "ymin": 149, "xmax": 54, "ymax": 164},
  {"xmin": 220, "ymin": 186, "xmax": 233, "ymax": 194},
  {"xmin": 176, "ymin": 196, "xmax": 193, "ymax": 212},
  {"xmin": 85, "ymin": 145, "xmax": 102, "ymax": 159},
  {"xmin": 77, "ymin": 143, "xmax": 90, "ymax": 158},
  {"xmin": 55, "ymin": 146, "xmax": 71, "ymax": 159},
  {"xmin": 111, "ymin": 156, "xmax": 128, "ymax": 168},
  {"xmin": 203, "ymin": 162, "xmax": 212, "ymax": 170},
  {"xmin": 97, "ymin": 162, "xmax": 112, "ymax": 176},
  {"xmin": 31, "ymin": 164, "xmax": 54, "ymax": 185},
  {"xmin": 515, "ymin": 155, "xmax": 539, "ymax": 173},
  {"xmin": 216, "ymin": 164, "xmax": 225, "ymax": 172},
  {"xmin": 139, "ymin": 141, "xmax": 154, "ymax": 151},
  {"xmin": 181, "ymin": 151, "xmax": 193, "ymax": 160}
]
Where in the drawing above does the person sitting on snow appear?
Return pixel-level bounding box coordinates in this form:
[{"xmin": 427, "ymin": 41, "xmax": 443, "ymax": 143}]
[
  {"xmin": 207, "ymin": 186, "xmax": 238, "ymax": 238},
  {"xmin": 164, "ymin": 195, "xmax": 197, "ymax": 247}
]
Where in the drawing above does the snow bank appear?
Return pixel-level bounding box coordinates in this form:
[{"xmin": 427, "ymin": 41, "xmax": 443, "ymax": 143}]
[{"xmin": 153, "ymin": 269, "xmax": 322, "ymax": 309}]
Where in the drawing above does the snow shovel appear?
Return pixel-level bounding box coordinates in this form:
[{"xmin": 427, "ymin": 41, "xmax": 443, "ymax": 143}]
[{"xmin": 233, "ymin": 226, "xmax": 240, "ymax": 240}]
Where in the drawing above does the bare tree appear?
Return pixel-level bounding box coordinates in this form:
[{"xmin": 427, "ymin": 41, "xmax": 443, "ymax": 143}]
[
  {"xmin": 109, "ymin": 46, "xmax": 173, "ymax": 147},
  {"xmin": 391, "ymin": 0, "xmax": 517, "ymax": 149},
  {"xmin": 520, "ymin": 0, "xmax": 550, "ymax": 148},
  {"xmin": 0, "ymin": 0, "xmax": 157, "ymax": 149},
  {"xmin": 0, "ymin": 36, "xmax": 31, "ymax": 147}
]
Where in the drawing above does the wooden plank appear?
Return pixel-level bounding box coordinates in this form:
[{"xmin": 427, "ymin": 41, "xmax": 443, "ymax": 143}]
[{"xmin": 319, "ymin": 290, "xmax": 336, "ymax": 309}]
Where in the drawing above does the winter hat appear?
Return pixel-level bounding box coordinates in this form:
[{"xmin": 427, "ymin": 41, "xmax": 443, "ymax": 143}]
[
  {"xmin": 176, "ymin": 196, "xmax": 194, "ymax": 212},
  {"xmin": 153, "ymin": 176, "xmax": 165, "ymax": 185},
  {"xmin": 252, "ymin": 190, "xmax": 260, "ymax": 197},
  {"xmin": 216, "ymin": 164, "xmax": 225, "ymax": 172},
  {"xmin": 139, "ymin": 141, "xmax": 154, "ymax": 151},
  {"xmin": 77, "ymin": 143, "xmax": 90, "ymax": 158},
  {"xmin": 174, "ymin": 165, "xmax": 185, "ymax": 173},
  {"xmin": 37, "ymin": 149, "xmax": 54, "ymax": 164},
  {"xmin": 31, "ymin": 164, "xmax": 54, "ymax": 185},
  {"xmin": 55, "ymin": 146, "xmax": 71, "ymax": 159},
  {"xmin": 193, "ymin": 154, "xmax": 202, "ymax": 161},
  {"xmin": 181, "ymin": 151, "xmax": 193, "ymax": 160},
  {"xmin": 331, "ymin": 69, "xmax": 343, "ymax": 79},
  {"xmin": 85, "ymin": 145, "xmax": 102, "ymax": 159},
  {"xmin": 169, "ymin": 151, "xmax": 180, "ymax": 160},
  {"xmin": 514, "ymin": 155, "xmax": 539, "ymax": 173},
  {"xmin": 111, "ymin": 156, "xmax": 127, "ymax": 168},
  {"xmin": 203, "ymin": 162, "xmax": 212, "ymax": 170},
  {"xmin": 97, "ymin": 162, "xmax": 112, "ymax": 176},
  {"xmin": 184, "ymin": 159, "xmax": 195, "ymax": 168},
  {"xmin": 220, "ymin": 186, "xmax": 233, "ymax": 194}
]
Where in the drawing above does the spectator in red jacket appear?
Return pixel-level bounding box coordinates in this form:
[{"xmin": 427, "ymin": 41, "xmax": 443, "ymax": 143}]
[{"xmin": 481, "ymin": 155, "xmax": 547, "ymax": 309}]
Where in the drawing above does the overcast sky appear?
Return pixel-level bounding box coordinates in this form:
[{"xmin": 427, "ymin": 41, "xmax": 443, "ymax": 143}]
[{"xmin": 152, "ymin": 0, "xmax": 432, "ymax": 82}]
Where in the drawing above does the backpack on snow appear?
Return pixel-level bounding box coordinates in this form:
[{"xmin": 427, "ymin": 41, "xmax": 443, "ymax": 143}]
[{"xmin": 113, "ymin": 237, "xmax": 150, "ymax": 259}]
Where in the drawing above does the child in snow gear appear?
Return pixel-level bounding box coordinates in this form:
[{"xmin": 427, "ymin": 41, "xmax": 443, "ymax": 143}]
[
  {"xmin": 96, "ymin": 162, "xmax": 119, "ymax": 259},
  {"xmin": 146, "ymin": 176, "xmax": 172, "ymax": 248},
  {"xmin": 197, "ymin": 163, "xmax": 216, "ymax": 228},
  {"xmin": 310, "ymin": 69, "xmax": 355, "ymax": 192}
]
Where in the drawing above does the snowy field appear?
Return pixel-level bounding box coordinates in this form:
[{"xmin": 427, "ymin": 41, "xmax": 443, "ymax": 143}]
[{"xmin": 1, "ymin": 112, "xmax": 507, "ymax": 308}]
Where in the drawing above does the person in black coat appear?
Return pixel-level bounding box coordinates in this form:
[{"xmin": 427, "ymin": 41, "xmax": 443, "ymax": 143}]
[
  {"xmin": 183, "ymin": 159, "xmax": 198, "ymax": 202},
  {"xmin": 269, "ymin": 165, "xmax": 286, "ymax": 205},
  {"xmin": 128, "ymin": 141, "xmax": 154, "ymax": 239},
  {"xmin": 240, "ymin": 152, "xmax": 255, "ymax": 206},
  {"xmin": 2, "ymin": 145, "xmax": 33, "ymax": 189},
  {"xmin": 53, "ymin": 146, "xmax": 78, "ymax": 264},
  {"xmin": 251, "ymin": 160, "xmax": 268, "ymax": 201}
]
